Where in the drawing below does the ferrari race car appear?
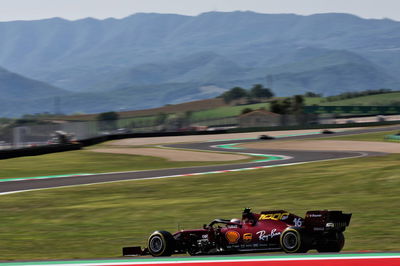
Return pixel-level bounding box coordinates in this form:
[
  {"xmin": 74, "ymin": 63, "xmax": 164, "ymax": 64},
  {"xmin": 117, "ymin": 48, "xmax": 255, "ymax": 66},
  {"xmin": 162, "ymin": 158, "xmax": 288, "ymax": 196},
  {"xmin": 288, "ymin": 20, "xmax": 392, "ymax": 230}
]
[{"xmin": 123, "ymin": 208, "xmax": 351, "ymax": 257}]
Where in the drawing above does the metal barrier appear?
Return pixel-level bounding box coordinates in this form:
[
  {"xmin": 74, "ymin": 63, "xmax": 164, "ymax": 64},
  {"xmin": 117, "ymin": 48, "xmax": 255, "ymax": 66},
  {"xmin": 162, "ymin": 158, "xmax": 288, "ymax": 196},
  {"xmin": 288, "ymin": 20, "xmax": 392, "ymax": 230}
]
[
  {"xmin": 0, "ymin": 121, "xmax": 99, "ymax": 150},
  {"xmin": 1, "ymin": 114, "xmax": 399, "ymax": 151},
  {"xmin": 385, "ymin": 134, "xmax": 400, "ymax": 141}
]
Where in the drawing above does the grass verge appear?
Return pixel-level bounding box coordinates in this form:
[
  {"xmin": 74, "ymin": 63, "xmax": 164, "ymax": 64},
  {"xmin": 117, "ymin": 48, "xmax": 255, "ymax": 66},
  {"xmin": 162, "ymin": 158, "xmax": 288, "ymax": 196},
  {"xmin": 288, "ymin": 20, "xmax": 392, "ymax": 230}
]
[
  {"xmin": 0, "ymin": 154, "xmax": 399, "ymax": 260},
  {"xmin": 0, "ymin": 149, "xmax": 253, "ymax": 179},
  {"xmin": 320, "ymin": 130, "xmax": 400, "ymax": 142}
]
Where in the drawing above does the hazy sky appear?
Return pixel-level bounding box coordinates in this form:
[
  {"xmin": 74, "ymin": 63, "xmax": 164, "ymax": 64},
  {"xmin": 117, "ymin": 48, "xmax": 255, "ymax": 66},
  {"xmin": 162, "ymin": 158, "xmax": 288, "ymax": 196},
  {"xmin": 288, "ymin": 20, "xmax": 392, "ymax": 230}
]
[{"xmin": 0, "ymin": 0, "xmax": 399, "ymax": 22}]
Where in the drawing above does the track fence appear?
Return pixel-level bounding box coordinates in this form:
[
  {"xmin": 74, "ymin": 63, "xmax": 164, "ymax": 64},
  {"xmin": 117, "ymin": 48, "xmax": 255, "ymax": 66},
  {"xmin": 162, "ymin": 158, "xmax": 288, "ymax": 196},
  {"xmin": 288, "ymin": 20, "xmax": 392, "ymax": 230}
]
[{"xmin": 1, "ymin": 114, "xmax": 399, "ymax": 150}]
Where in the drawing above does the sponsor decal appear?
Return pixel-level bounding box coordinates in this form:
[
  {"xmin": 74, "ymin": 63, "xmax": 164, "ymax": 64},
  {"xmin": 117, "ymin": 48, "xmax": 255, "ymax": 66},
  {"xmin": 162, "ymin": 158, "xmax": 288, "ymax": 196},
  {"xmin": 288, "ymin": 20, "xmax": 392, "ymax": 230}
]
[
  {"xmin": 259, "ymin": 212, "xmax": 289, "ymax": 221},
  {"xmin": 257, "ymin": 229, "xmax": 281, "ymax": 241},
  {"xmin": 308, "ymin": 214, "xmax": 322, "ymax": 218},
  {"xmin": 201, "ymin": 234, "xmax": 208, "ymax": 239},
  {"xmin": 225, "ymin": 231, "xmax": 240, "ymax": 244},
  {"xmin": 243, "ymin": 233, "xmax": 252, "ymax": 242}
]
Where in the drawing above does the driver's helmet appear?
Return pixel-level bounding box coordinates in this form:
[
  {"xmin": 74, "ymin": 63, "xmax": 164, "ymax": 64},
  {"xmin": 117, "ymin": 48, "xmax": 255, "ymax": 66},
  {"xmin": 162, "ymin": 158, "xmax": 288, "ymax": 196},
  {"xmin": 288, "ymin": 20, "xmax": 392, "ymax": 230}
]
[
  {"xmin": 242, "ymin": 208, "xmax": 256, "ymax": 225},
  {"xmin": 227, "ymin": 218, "xmax": 241, "ymax": 228}
]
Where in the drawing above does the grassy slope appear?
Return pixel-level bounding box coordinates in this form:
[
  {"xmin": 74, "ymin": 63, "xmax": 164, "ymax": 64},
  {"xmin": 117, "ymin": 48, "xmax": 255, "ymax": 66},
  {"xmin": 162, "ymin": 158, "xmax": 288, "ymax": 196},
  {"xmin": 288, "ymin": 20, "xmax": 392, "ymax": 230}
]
[
  {"xmin": 121, "ymin": 92, "xmax": 400, "ymax": 123},
  {"xmin": 0, "ymin": 149, "xmax": 253, "ymax": 179},
  {"xmin": 189, "ymin": 93, "xmax": 400, "ymax": 120},
  {"xmin": 57, "ymin": 93, "xmax": 399, "ymax": 125},
  {"xmin": 0, "ymin": 154, "xmax": 399, "ymax": 260},
  {"xmin": 189, "ymin": 96, "xmax": 340, "ymax": 120},
  {"xmin": 191, "ymin": 103, "xmax": 269, "ymax": 120},
  {"xmin": 114, "ymin": 102, "xmax": 272, "ymax": 127},
  {"xmin": 320, "ymin": 130, "xmax": 400, "ymax": 142},
  {"xmin": 320, "ymin": 92, "xmax": 400, "ymax": 106}
]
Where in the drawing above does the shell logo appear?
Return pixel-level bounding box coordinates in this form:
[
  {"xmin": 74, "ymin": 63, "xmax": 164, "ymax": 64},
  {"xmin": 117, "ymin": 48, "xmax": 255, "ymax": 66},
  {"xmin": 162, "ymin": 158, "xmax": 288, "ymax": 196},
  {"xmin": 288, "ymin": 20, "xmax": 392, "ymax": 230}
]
[
  {"xmin": 225, "ymin": 231, "xmax": 240, "ymax": 244},
  {"xmin": 243, "ymin": 233, "xmax": 252, "ymax": 242}
]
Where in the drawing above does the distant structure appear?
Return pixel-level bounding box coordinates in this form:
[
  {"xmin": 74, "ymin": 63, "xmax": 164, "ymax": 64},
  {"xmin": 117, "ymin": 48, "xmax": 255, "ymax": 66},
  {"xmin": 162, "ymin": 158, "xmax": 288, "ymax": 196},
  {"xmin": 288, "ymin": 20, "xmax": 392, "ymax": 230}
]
[
  {"xmin": 54, "ymin": 96, "xmax": 61, "ymax": 115},
  {"xmin": 238, "ymin": 110, "xmax": 281, "ymax": 128},
  {"xmin": 266, "ymin": 75, "xmax": 273, "ymax": 90}
]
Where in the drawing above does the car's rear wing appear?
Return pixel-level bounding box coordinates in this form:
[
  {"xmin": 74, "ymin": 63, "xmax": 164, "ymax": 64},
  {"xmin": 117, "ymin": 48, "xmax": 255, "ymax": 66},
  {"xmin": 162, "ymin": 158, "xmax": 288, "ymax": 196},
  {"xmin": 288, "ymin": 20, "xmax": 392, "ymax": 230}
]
[{"xmin": 304, "ymin": 210, "xmax": 352, "ymax": 232}]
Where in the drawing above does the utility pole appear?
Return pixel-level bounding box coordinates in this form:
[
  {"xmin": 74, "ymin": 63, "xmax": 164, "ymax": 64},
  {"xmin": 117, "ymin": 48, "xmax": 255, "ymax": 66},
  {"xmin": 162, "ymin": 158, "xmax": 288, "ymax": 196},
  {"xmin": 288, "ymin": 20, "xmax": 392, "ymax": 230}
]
[
  {"xmin": 266, "ymin": 75, "xmax": 273, "ymax": 89},
  {"xmin": 54, "ymin": 96, "xmax": 61, "ymax": 115}
]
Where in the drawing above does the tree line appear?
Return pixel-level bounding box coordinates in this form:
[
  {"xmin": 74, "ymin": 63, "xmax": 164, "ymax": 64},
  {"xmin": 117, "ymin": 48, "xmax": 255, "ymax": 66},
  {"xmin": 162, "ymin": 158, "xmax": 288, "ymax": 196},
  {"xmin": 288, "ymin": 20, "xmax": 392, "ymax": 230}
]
[
  {"xmin": 324, "ymin": 88, "xmax": 393, "ymax": 102},
  {"xmin": 218, "ymin": 84, "xmax": 274, "ymax": 104}
]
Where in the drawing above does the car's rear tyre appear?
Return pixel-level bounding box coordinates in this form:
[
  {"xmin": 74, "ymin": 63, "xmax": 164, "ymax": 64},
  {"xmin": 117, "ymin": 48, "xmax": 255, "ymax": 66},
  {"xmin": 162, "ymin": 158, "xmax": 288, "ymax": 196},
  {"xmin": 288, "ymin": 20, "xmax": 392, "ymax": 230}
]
[
  {"xmin": 280, "ymin": 228, "xmax": 309, "ymax": 253},
  {"xmin": 317, "ymin": 232, "xmax": 345, "ymax": 252},
  {"xmin": 148, "ymin": 231, "xmax": 174, "ymax": 257}
]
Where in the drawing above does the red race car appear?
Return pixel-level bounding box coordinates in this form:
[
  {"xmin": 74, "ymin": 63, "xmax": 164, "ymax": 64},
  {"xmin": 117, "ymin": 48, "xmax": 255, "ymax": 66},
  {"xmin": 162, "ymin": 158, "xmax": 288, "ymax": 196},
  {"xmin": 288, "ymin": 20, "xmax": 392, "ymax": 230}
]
[{"xmin": 123, "ymin": 208, "xmax": 351, "ymax": 257}]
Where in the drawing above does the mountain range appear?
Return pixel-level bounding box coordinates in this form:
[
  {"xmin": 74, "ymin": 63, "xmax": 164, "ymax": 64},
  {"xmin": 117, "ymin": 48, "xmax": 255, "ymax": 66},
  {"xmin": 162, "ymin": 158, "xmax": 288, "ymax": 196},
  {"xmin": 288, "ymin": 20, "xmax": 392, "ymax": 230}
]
[{"xmin": 1, "ymin": 11, "xmax": 400, "ymax": 117}]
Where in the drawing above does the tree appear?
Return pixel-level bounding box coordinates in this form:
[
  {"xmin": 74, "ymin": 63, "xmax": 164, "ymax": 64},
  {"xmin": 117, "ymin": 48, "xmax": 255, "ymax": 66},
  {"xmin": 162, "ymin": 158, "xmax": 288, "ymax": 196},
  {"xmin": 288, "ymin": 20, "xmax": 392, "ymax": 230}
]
[
  {"xmin": 155, "ymin": 112, "xmax": 168, "ymax": 125},
  {"xmin": 241, "ymin": 108, "xmax": 253, "ymax": 115},
  {"xmin": 230, "ymin": 87, "xmax": 248, "ymax": 99},
  {"xmin": 221, "ymin": 87, "xmax": 248, "ymax": 103},
  {"xmin": 97, "ymin": 111, "xmax": 119, "ymax": 131},
  {"xmin": 270, "ymin": 98, "xmax": 292, "ymax": 115},
  {"xmin": 250, "ymin": 84, "xmax": 274, "ymax": 99},
  {"xmin": 270, "ymin": 100, "xmax": 284, "ymax": 114},
  {"xmin": 292, "ymin": 95, "xmax": 304, "ymax": 114},
  {"xmin": 304, "ymin": 92, "xmax": 322, "ymax": 97}
]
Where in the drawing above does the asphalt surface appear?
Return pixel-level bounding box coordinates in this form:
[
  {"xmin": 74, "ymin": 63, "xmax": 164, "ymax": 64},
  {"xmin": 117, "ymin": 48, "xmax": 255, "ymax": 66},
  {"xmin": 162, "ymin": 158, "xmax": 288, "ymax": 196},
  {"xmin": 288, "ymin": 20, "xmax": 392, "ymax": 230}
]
[{"xmin": 1, "ymin": 125, "xmax": 399, "ymax": 195}]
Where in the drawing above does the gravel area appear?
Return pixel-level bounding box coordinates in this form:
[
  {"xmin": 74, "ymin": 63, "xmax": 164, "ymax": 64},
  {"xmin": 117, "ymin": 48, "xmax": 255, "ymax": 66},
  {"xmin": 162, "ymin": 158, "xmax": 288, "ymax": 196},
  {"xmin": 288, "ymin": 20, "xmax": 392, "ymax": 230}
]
[
  {"xmin": 240, "ymin": 140, "xmax": 400, "ymax": 153},
  {"xmin": 109, "ymin": 128, "xmax": 361, "ymax": 146},
  {"xmin": 96, "ymin": 128, "xmax": 394, "ymax": 162}
]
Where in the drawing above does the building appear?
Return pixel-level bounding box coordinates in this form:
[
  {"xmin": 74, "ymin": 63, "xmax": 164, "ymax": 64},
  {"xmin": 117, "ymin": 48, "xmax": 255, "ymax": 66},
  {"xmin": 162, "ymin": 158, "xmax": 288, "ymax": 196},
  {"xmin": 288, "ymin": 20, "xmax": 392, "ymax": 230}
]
[{"xmin": 238, "ymin": 110, "xmax": 281, "ymax": 128}]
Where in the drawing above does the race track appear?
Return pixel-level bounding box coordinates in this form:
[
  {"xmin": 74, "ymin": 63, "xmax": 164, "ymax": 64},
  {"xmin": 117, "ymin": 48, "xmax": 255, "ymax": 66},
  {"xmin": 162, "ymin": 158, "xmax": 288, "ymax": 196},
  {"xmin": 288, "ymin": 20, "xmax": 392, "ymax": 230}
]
[{"xmin": 1, "ymin": 125, "xmax": 398, "ymax": 195}]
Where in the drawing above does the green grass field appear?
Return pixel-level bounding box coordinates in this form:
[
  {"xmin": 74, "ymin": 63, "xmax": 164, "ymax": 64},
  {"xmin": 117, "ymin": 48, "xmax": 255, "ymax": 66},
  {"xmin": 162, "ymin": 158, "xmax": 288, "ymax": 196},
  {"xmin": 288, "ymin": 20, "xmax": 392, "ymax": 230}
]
[
  {"xmin": 187, "ymin": 97, "xmax": 330, "ymax": 121},
  {"xmin": 0, "ymin": 149, "xmax": 253, "ymax": 179},
  {"xmin": 191, "ymin": 103, "xmax": 270, "ymax": 120},
  {"xmin": 0, "ymin": 153, "xmax": 399, "ymax": 260},
  {"xmin": 189, "ymin": 93, "xmax": 400, "ymax": 120},
  {"xmin": 58, "ymin": 92, "xmax": 400, "ymax": 127},
  {"xmin": 114, "ymin": 92, "xmax": 400, "ymax": 124},
  {"xmin": 320, "ymin": 130, "xmax": 400, "ymax": 142},
  {"xmin": 320, "ymin": 92, "xmax": 400, "ymax": 106},
  {"xmin": 59, "ymin": 92, "xmax": 399, "ymax": 127}
]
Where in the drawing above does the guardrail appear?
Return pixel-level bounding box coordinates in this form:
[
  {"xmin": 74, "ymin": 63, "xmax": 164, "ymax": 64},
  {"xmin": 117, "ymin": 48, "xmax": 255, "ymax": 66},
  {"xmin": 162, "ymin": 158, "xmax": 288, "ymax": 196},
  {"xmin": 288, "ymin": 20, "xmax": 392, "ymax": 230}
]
[
  {"xmin": 0, "ymin": 143, "xmax": 82, "ymax": 160},
  {"xmin": 1, "ymin": 120, "xmax": 400, "ymax": 160},
  {"xmin": 384, "ymin": 134, "xmax": 400, "ymax": 141},
  {"xmin": 0, "ymin": 130, "xmax": 228, "ymax": 160},
  {"xmin": 227, "ymin": 120, "xmax": 400, "ymax": 133}
]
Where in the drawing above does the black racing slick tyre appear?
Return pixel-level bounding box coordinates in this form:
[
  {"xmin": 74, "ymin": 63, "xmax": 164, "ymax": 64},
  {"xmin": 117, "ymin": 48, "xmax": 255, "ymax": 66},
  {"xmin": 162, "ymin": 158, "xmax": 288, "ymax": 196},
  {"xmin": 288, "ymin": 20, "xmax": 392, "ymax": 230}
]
[
  {"xmin": 317, "ymin": 232, "xmax": 345, "ymax": 253},
  {"xmin": 280, "ymin": 228, "xmax": 309, "ymax": 253},
  {"xmin": 148, "ymin": 231, "xmax": 174, "ymax": 257}
]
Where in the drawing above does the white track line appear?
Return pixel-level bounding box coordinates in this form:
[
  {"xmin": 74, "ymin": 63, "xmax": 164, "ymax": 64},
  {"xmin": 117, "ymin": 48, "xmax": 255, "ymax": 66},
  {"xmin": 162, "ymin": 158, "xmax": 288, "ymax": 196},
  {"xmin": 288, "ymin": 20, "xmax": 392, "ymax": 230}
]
[
  {"xmin": 0, "ymin": 151, "xmax": 368, "ymax": 196},
  {"xmin": 9, "ymin": 254, "xmax": 400, "ymax": 265}
]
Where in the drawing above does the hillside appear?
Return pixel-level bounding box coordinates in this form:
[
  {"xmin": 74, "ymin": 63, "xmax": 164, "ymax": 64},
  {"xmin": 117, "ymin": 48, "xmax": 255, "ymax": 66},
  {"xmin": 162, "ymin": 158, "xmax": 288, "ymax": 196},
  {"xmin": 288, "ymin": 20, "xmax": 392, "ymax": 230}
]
[
  {"xmin": 56, "ymin": 91, "xmax": 400, "ymax": 124},
  {"xmin": 1, "ymin": 12, "xmax": 400, "ymax": 90},
  {"xmin": 1, "ymin": 12, "xmax": 400, "ymax": 116},
  {"xmin": 0, "ymin": 82, "xmax": 223, "ymax": 117},
  {"xmin": 321, "ymin": 92, "xmax": 400, "ymax": 106},
  {"xmin": 0, "ymin": 66, "xmax": 68, "ymax": 100}
]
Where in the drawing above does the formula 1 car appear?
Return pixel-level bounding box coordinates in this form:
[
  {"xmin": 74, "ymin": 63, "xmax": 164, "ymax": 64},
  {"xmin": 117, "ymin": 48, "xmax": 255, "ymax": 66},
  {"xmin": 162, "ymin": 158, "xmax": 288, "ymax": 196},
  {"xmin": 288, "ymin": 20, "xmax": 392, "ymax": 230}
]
[{"xmin": 123, "ymin": 208, "xmax": 351, "ymax": 257}]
